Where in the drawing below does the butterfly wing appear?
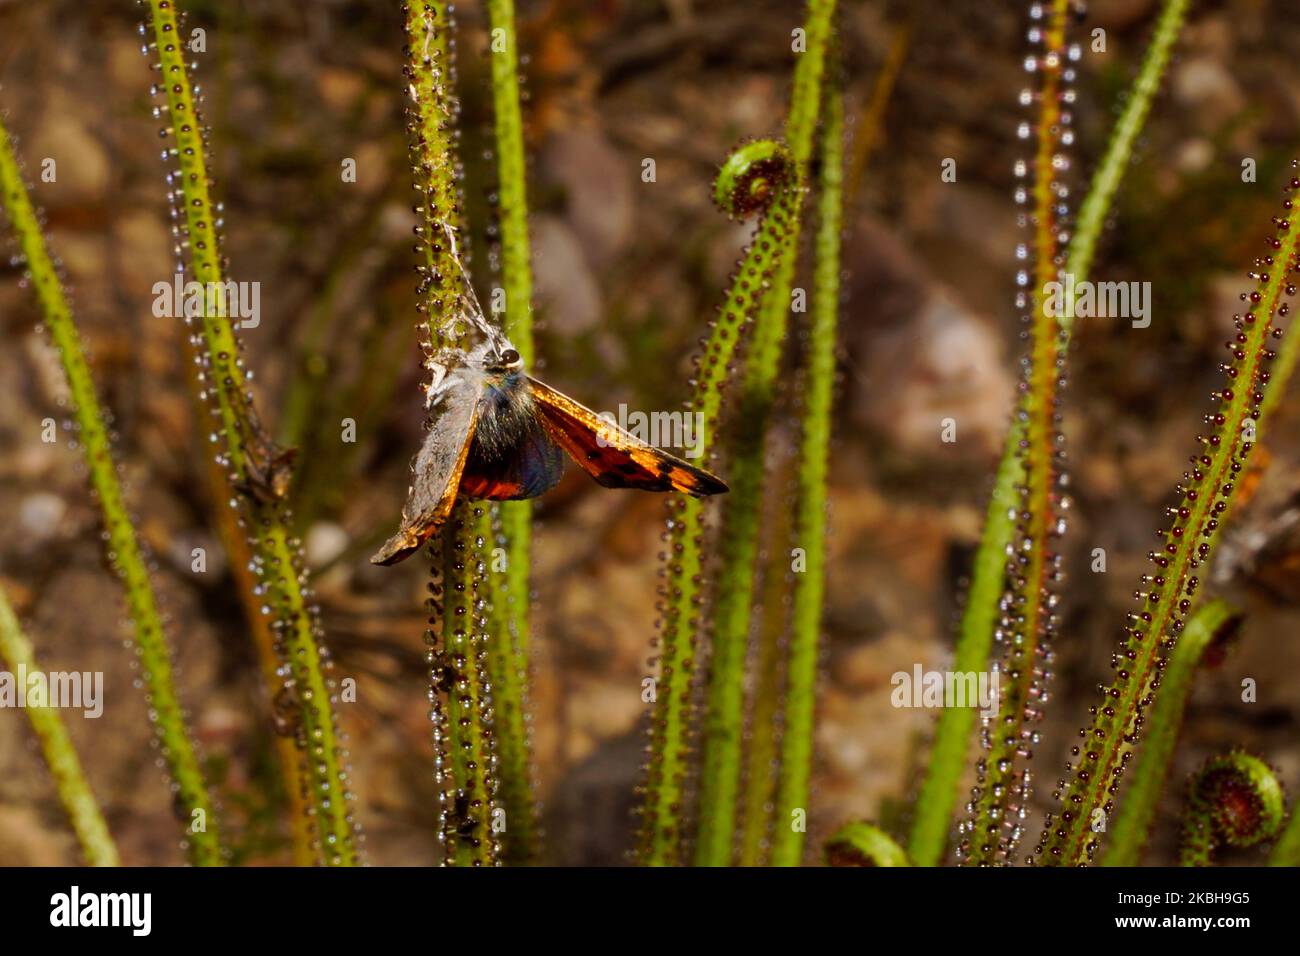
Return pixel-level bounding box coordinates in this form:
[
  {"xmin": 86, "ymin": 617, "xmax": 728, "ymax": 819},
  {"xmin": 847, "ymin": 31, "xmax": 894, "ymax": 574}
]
[
  {"xmin": 370, "ymin": 372, "xmax": 484, "ymax": 566},
  {"xmin": 527, "ymin": 377, "xmax": 728, "ymax": 497},
  {"xmin": 459, "ymin": 422, "xmax": 566, "ymax": 500}
]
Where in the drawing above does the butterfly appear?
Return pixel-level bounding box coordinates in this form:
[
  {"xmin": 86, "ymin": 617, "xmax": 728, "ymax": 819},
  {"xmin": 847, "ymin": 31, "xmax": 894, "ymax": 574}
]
[{"xmin": 371, "ymin": 254, "xmax": 728, "ymax": 566}]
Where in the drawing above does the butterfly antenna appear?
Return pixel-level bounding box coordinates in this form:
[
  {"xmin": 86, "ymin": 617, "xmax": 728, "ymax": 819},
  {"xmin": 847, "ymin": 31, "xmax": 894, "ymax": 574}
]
[{"xmin": 437, "ymin": 221, "xmax": 507, "ymax": 348}]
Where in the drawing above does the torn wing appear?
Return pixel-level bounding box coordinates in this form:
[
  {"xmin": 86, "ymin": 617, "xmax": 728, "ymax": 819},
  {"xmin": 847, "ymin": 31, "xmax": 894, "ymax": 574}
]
[
  {"xmin": 527, "ymin": 377, "xmax": 728, "ymax": 497},
  {"xmin": 370, "ymin": 372, "xmax": 483, "ymax": 566}
]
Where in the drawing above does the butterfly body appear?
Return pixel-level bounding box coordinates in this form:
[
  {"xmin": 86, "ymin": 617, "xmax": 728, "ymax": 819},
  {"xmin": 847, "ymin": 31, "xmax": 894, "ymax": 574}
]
[
  {"xmin": 372, "ymin": 334, "xmax": 728, "ymax": 566},
  {"xmin": 461, "ymin": 365, "xmax": 566, "ymax": 500}
]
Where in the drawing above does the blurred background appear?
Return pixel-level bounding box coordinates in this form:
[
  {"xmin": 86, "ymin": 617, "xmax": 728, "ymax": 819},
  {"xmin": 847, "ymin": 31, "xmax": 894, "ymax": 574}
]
[{"xmin": 1, "ymin": 0, "xmax": 1299, "ymax": 865}]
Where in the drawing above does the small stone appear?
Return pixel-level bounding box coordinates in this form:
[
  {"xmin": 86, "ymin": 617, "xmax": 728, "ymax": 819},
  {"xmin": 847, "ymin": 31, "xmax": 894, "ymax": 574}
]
[
  {"xmin": 305, "ymin": 521, "xmax": 350, "ymax": 568},
  {"xmin": 18, "ymin": 492, "xmax": 66, "ymax": 541}
]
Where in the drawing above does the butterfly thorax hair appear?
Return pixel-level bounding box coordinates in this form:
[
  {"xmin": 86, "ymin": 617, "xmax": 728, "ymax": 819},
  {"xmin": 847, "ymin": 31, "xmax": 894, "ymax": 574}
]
[
  {"xmin": 425, "ymin": 337, "xmax": 531, "ymax": 457},
  {"xmin": 471, "ymin": 367, "xmax": 539, "ymax": 461}
]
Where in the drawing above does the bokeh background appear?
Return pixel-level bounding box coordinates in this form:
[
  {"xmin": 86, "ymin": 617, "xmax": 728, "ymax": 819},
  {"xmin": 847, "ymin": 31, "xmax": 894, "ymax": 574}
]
[{"xmin": 1, "ymin": 0, "xmax": 1299, "ymax": 865}]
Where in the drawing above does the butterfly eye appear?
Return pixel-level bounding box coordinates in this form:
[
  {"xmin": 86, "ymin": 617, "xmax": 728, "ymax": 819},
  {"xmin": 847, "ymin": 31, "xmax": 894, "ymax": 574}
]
[{"xmin": 501, "ymin": 348, "xmax": 520, "ymax": 365}]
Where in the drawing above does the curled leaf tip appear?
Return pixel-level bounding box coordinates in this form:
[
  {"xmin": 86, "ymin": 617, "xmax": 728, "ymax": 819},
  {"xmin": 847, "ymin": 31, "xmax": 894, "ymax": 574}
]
[
  {"xmin": 825, "ymin": 822, "xmax": 910, "ymax": 867},
  {"xmin": 713, "ymin": 139, "xmax": 794, "ymax": 219},
  {"xmin": 1181, "ymin": 751, "xmax": 1285, "ymax": 866}
]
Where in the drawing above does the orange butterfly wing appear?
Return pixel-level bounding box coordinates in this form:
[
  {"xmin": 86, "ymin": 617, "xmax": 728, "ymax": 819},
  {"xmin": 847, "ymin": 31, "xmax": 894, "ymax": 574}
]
[{"xmin": 527, "ymin": 377, "xmax": 728, "ymax": 497}]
